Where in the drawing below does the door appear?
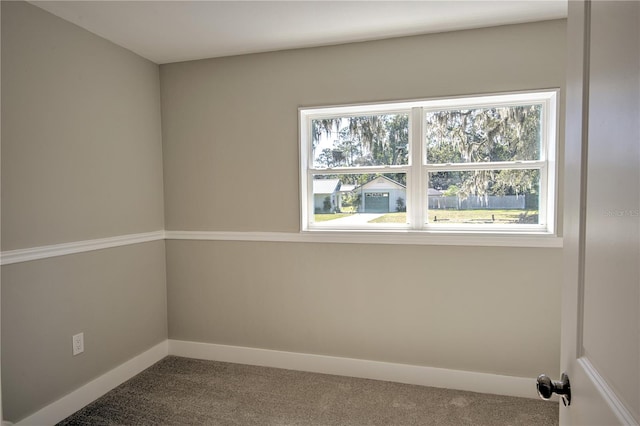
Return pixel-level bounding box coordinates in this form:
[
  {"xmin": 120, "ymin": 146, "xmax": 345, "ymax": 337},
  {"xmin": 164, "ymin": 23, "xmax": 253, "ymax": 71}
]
[
  {"xmin": 562, "ymin": 1, "xmax": 639, "ymax": 425},
  {"xmin": 364, "ymin": 192, "xmax": 389, "ymax": 213}
]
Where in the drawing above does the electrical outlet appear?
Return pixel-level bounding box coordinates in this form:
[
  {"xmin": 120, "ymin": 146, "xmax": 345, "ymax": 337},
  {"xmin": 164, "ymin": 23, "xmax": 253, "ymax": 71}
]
[{"xmin": 72, "ymin": 333, "xmax": 84, "ymax": 356}]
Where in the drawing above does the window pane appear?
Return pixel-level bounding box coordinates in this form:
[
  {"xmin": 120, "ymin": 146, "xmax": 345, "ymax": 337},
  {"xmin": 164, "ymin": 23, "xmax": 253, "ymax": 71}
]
[
  {"xmin": 312, "ymin": 113, "xmax": 409, "ymax": 168},
  {"xmin": 425, "ymin": 104, "xmax": 542, "ymax": 164},
  {"xmin": 427, "ymin": 169, "xmax": 540, "ymax": 225},
  {"xmin": 312, "ymin": 173, "xmax": 407, "ymax": 225}
]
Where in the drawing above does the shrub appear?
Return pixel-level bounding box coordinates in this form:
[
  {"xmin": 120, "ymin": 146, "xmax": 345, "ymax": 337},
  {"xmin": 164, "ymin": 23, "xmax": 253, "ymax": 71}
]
[{"xmin": 323, "ymin": 196, "xmax": 332, "ymax": 213}]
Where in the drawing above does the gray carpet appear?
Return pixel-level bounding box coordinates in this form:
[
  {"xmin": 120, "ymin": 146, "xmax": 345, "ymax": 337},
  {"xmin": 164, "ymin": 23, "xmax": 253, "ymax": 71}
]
[{"xmin": 57, "ymin": 356, "xmax": 558, "ymax": 425}]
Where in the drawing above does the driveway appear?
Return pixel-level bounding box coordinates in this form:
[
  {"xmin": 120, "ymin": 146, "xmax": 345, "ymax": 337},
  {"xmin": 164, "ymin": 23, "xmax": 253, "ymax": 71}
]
[{"xmin": 327, "ymin": 213, "xmax": 385, "ymax": 225}]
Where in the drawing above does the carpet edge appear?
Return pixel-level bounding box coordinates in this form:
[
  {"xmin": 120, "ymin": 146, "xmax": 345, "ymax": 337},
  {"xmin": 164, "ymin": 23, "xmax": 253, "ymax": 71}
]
[{"xmin": 168, "ymin": 339, "xmax": 541, "ymax": 400}]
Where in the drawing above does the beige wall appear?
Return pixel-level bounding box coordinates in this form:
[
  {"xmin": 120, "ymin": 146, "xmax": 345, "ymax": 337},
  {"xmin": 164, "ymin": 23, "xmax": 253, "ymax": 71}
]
[
  {"xmin": 161, "ymin": 20, "xmax": 566, "ymax": 378},
  {"xmin": 167, "ymin": 241, "xmax": 562, "ymax": 378},
  {"xmin": 1, "ymin": 1, "xmax": 165, "ymax": 251},
  {"xmin": 2, "ymin": 242, "xmax": 167, "ymax": 421},
  {"xmin": 1, "ymin": 2, "xmax": 167, "ymax": 422}
]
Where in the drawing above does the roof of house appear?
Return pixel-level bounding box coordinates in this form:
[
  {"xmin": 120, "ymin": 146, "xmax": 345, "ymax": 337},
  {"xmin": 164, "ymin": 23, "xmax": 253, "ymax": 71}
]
[
  {"xmin": 353, "ymin": 176, "xmax": 406, "ymax": 191},
  {"xmin": 313, "ymin": 178, "xmax": 341, "ymax": 194},
  {"xmin": 313, "ymin": 176, "xmax": 443, "ymax": 196}
]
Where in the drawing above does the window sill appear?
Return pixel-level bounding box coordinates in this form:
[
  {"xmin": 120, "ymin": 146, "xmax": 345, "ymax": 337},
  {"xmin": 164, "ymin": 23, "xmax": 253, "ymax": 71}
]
[{"xmin": 165, "ymin": 230, "xmax": 563, "ymax": 248}]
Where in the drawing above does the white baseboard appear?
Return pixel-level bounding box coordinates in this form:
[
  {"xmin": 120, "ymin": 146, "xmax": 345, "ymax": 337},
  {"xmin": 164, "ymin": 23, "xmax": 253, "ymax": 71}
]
[
  {"xmin": 15, "ymin": 341, "xmax": 168, "ymax": 426},
  {"xmin": 13, "ymin": 338, "xmax": 539, "ymax": 425},
  {"xmin": 168, "ymin": 339, "xmax": 538, "ymax": 400}
]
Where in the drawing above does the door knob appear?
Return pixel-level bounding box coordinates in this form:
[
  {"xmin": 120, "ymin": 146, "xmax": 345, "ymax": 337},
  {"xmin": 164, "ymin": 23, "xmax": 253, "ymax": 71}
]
[{"xmin": 536, "ymin": 373, "xmax": 571, "ymax": 406}]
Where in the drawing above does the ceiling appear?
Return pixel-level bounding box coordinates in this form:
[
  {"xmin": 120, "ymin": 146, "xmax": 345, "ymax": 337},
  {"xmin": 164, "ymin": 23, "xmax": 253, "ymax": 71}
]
[{"xmin": 31, "ymin": 1, "xmax": 568, "ymax": 65}]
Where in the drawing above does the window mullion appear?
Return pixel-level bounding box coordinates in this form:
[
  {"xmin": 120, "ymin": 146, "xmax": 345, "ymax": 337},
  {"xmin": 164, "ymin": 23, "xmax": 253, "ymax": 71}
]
[
  {"xmin": 310, "ymin": 166, "xmax": 410, "ymax": 175},
  {"xmin": 409, "ymin": 107, "xmax": 424, "ymax": 229},
  {"xmin": 539, "ymin": 163, "xmax": 549, "ymax": 229},
  {"xmin": 423, "ymin": 160, "xmax": 546, "ymax": 172},
  {"xmin": 300, "ymin": 115, "xmax": 311, "ymax": 231}
]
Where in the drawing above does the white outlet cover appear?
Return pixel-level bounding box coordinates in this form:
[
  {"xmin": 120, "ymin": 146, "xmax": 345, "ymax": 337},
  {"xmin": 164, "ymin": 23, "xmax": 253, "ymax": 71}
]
[{"xmin": 72, "ymin": 333, "xmax": 84, "ymax": 356}]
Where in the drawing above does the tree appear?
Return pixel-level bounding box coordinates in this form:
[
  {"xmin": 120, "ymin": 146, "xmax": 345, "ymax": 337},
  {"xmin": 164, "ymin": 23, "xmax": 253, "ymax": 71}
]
[
  {"xmin": 312, "ymin": 114, "xmax": 409, "ymax": 168},
  {"xmin": 425, "ymin": 105, "xmax": 542, "ymax": 198}
]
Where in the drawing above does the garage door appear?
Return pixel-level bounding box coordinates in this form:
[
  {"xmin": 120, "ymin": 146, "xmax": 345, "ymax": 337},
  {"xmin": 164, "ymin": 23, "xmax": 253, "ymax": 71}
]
[{"xmin": 364, "ymin": 192, "xmax": 389, "ymax": 213}]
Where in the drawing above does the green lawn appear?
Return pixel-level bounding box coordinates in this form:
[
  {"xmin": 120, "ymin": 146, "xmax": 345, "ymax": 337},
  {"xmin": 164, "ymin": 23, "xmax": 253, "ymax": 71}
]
[
  {"xmin": 429, "ymin": 209, "xmax": 539, "ymax": 224},
  {"xmin": 368, "ymin": 212, "xmax": 407, "ymax": 223},
  {"xmin": 314, "ymin": 213, "xmax": 351, "ymax": 222},
  {"xmin": 369, "ymin": 209, "xmax": 539, "ymax": 224}
]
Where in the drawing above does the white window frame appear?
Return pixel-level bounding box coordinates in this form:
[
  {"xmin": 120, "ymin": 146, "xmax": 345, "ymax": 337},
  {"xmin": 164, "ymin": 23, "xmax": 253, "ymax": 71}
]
[{"xmin": 299, "ymin": 90, "xmax": 559, "ymax": 244}]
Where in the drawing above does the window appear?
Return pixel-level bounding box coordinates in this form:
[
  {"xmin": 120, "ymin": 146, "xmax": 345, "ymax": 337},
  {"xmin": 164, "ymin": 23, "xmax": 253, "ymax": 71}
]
[{"xmin": 300, "ymin": 90, "xmax": 558, "ymax": 237}]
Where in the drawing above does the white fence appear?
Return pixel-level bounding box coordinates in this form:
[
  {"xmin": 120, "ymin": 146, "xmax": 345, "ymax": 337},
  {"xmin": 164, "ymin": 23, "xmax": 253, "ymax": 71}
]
[{"xmin": 428, "ymin": 195, "xmax": 526, "ymax": 210}]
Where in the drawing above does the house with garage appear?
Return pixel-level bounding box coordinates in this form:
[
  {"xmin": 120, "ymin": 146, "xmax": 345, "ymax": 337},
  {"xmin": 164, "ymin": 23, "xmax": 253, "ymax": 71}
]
[{"xmin": 353, "ymin": 176, "xmax": 406, "ymax": 213}]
